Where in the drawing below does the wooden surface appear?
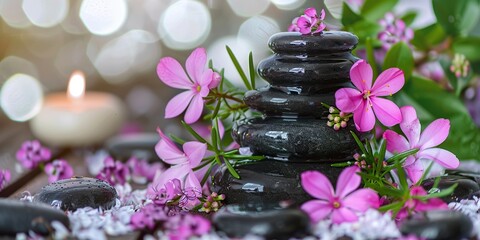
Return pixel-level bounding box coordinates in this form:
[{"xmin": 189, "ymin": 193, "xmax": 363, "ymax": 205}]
[{"xmin": 0, "ymin": 122, "xmax": 142, "ymax": 239}]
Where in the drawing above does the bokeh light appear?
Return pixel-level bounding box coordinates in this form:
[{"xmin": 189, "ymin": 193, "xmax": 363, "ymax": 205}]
[
  {"xmin": 0, "ymin": 0, "xmax": 31, "ymax": 28},
  {"xmin": 22, "ymin": 0, "xmax": 69, "ymax": 28},
  {"xmin": 159, "ymin": 0, "xmax": 211, "ymax": 50},
  {"xmin": 238, "ymin": 16, "xmax": 280, "ymax": 54},
  {"xmin": 271, "ymin": 0, "xmax": 306, "ymax": 11},
  {"xmin": 0, "ymin": 74, "xmax": 43, "ymax": 122},
  {"xmin": 0, "ymin": 56, "xmax": 38, "ymax": 82},
  {"xmin": 227, "ymin": 0, "xmax": 270, "ymax": 17},
  {"xmin": 80, "ymin": 0, "xmax": 128, "ymax": 36}
]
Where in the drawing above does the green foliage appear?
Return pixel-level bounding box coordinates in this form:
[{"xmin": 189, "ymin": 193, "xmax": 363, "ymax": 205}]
[
  {"xmin": 383, "ymin": 42, "xmax": 414, "ymax": 80},
  {"xmin": 432, "ymin": 0, "xmax": 480, "ymax": 36},
  {"xmin": 410, "ymin": 23, "xmax": 446, "ymax": 50},
  {"xmin": 453, "ymin": 37, "xmax": 480, "ymax": 61},
  {"xmin": 361, "ymin": 0, "xmax": 398, "ymax": 21}
]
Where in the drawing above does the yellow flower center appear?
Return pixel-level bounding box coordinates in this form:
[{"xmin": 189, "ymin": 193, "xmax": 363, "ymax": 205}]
[
  {"xmin": 196, "ymin": 85, "xmax": 202, "ymax": 92},
  {"xmin": 333, "ymin": 201, "xmax": 341, "ymax": 209}
]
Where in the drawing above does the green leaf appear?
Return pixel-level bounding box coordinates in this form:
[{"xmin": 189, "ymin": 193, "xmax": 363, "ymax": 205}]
[
  {"xmin": 248, "ymin": 52, "xmax": 256, "ymax": 89},
  {"xmin": 453, "ymin": 37, "xmax": 480, "ymax": 61},
  {"xmin": 366, "ymin": 37, "xmax": 379, "ymax": 79},
  {"xmin": 411, "ymin": 23, "xmax": 446, "ymax": 50},
  {"xmin": 346, "ymin": 20, "xmax": 382, "ymax": 43},
  {"xmin": 400, "ymin": 11, "xmax": 417, "ymax": 26},
  {"xmin": 351, "ymin": 131, "xmax": 368, "ymax": 156},
  {"xmin": 394, "ymin": 76, "xmax": 480, "ymax": 160},
  {"xmin": 342, "ymin": 2, "xmax": 363, "ymax": 26},
  {"xmin": 224, "ymin": 158, "xmax": 240, "ymax": 179},
  {"xmin": 383, "ymin": 42, "xmax": 414, "ymax": 80},
  {"xmin": 361, "ymin": 0, "xmax": 398, "ymax": 21},
  {"xmin": 181, "ymin": 121, "xmax": 209, "ymax": 145},
  {"xmin": 432, "ymin": 0, "xmax": 480, "ymax": 36},
  {"xmin": 226, "ymin": 46, "xmax": 252, "ymax": 90}
]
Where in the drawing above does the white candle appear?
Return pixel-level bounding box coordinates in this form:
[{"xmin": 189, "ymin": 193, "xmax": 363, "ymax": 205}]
[{"xmin": 30, "ymin": 71, "xmax": 126, "ymax": 147}]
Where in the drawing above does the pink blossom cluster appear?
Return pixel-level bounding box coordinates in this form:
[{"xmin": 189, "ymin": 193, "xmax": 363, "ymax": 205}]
[
  {"xmin": 44, "ymin": 159, "xmax": 74, "ymax": 183},
  {"xmin": 96, "ymin": 156, "xmax": 130, "ymax": 186},
  {"xmin": 378, "ymin": 13, "xmax": 414, "ymax": 50},
  {"xmin": 0, "ymin": 169, "xmax": 10, "ymax": 191},
  {"xmin": 288, "ymin": 8, "xmax": 326, "ymax": 35},
  {"xmin": 16, "ymin": 140, "xmax": 51, "ymax": 169}
]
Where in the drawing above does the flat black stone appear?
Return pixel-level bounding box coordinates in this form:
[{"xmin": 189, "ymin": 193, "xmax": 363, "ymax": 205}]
[
  {"xmin": 0, "ymin": 199, "xmax": 69, "ymax": 236},
  {"xmin": 213, "ymin": 202, "xmax": 310, "ymax": 239},
  {"xmin": 106, "ymin": 133, "xmax": 160, "ymax": 162},
  {"xmin": 244, "ymin": 87, "xmax": 334, "ymax": 117},
  {"xmin": 400, "ymin": 210, "xmax": 472, "ymax": 240},
  {"xmin": 421, "ymin": 175, "xmax": 480, "ymax": 203},
  {"xmin": 34, "ymin": 177, "xmax": 118, "ymax": 211},
  {"xmin": 268, "ymin": 31, "xmax": 358, "ymax": 54},
  {"xmin": 211, "ymin": 160, "xmax": 343, "ymax": 206},
  {"xmin": 233, "ymin": 117, "xmax": 365, "ymax": 161}
]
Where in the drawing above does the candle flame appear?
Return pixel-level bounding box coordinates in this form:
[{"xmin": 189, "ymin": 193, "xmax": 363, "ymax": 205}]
[{"xmin": 68, "ymin": 71, "xmax": 85, "ymax": 99}]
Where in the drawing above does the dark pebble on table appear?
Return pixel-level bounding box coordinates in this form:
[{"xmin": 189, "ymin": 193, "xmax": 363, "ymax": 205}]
[
  {"xmin": 400, "ymin": 210, "xmax": 472, "ymax": 240},
  {"xmin": 0, "ymin": 198, "xmax": 69, "ymax": 236},
  {"xmin": 34, "ymin": 177, "xmax": 118, "ymax": 211},
  {"xmin": 213, "ymin": 202, "xmax": 311, "ymax": 239},
  {"xmin": 105, "ymin": 133, "xmax": 160, "ymax": 162},
  {"xmin": 421, "ymin": 175, "xmax": 480, "ymax": 203}
]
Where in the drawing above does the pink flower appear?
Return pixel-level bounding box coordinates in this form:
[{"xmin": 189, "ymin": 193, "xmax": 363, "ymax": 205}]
[
  {"xmin": 396, "ymin": 186, "xmax": 447, "ymax": 221},
  {"xmin": 0, "ymin": 169, "xmax": 11, "ymax": 191},
  {"xmin": 335, "ymin": 59, "xmax": 405, "ymax": 132},
  {"xmin": 44, "ymin": 159, "xmax": 74, "ymax": 183},
  {"xmin": 150, "ymin": 128, "xmax": 206, "ymax": 199},
  {"xmin": 130, "ymin": 203, "xmax": 167, "ymax": 230},
  {"xmin": 301, "ymin": 166, "xmax": 380, "ymax": 224},
  {"xmin": 16, "ymin": 140, "xmax": 51, "ymax": 169},
  {"xmin": 378, "ymin": 12, "xmax": 414, "ymax": 50},
  {"xmin": 127, "ymin": 157, "xmax": 164, "ymax": 185},
  {"xmin": 289, "ymin": 8, "xmax": 326, "ymax": 35},
  {"xmin": 167, "ymin": 214, "xmax": 211, "ymax": 240},
  {"xmin": 96, "ymin": 156, "xmax": 130, "ymax": 186},
  {"xmin": 157, "ymin": 48, "xmax": 221, "ymax": 124},
  {"xmin": 383, "ymin": 106, "xmax": 459, "ymax": 183}
]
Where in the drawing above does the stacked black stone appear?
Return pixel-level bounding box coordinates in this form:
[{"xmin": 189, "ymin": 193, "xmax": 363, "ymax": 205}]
[{"xmin": 212, "ymin": 31, "xmax": 365, "ymax": 206}]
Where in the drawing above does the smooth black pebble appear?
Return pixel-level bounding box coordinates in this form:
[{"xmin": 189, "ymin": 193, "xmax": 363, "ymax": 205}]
[
  {"xmin": 0, "ymin": 199, "xmax": 69, "ymax": 236},
  {"xmin": 422, "ymin": 174, "xmax": 480, "ymax": 203},
  {"xmin": 105, "ymin": 133, "xmax": 160, "ymax": 162},
  {"xmin": 34, "ymin": 177, "xmax": 117, "ymax": 211},
  {"xmin": 400, "ymin": 210, "xmax": 472, "ymax": 240},
  {"xmin": 213, "ymin": 202, "xmax": 310, "ymax": 239}
]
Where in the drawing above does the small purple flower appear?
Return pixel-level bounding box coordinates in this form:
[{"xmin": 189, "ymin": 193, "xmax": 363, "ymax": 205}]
[
  {"xmin": 44, "ymin": 159, "xmax": 74, "ymax": 183},
  {"xmin": 16, "ymin": 140, "xmax": 51, "ymax": 169},
  {"xmin": 0, "ymin": 169, "xmax": 11, "ymax": 191},
  {"xmin": 289, "ymin": 7, "xmax": 326, "ymax": 35},
  {"xmin": 378, "ymin": 12, "xmax": 414, "ymax": 50},
  {"xmin": 96, "ymin": 157, "xmax": 130, "ymax": 186},
  {"xmin": 127, "ymin": 157, "xmax": 163, "ymax": 185},
  {"xmin": 167, "ymin": 214, "xmax": 211, "ymax": 239},
  {"xmin": 148, "ymin": 178, "xmax": 183, "ymax": 205},
  {"xmin": 130, "ymin": 204, "xmax": 167, "ymax": 230}
]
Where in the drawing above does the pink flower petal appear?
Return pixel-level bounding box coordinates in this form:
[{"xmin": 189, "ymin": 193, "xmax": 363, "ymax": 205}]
[
  {"xmin": 331, "ymin": 207, "xmax": 358, "ymax": 224},
  {"xmin": 353, "ymin": 100, "xmax": 376, "ymax": 132},
  {"xmin": 183, "ymin": 141, "xmax": 207, "ymax": 168},
  {"xmin": 184, "ymin": 171, "xmax": 202, "ymax": 190},
  {"xmin": 400, "ymin": 106, "xmax": 420, "ymax": 147},
  {"xmin": 319, "ymin": 9, "xmax": 325, "ymax": 20},
  {"xmin": 336, "ymin": 166, "xmax": 361, "ymax": 198},
  {"xmin": 370, "ymin": 97, "xmax": 402, "ymax": 127},
  {"xmin": 343, "ymin": 188, "xmax": 380, "ymax": 212},
  {"xmin": 186, "ymin": 48, "xmax": 207, "ymax": 83},
  {"xmin": 301, "ymin": 200, "xmax": 332, "ymax": 223},
  {"xmin": 416, "ymin": 198, "xmax": 447, "ymax": 212},
  {"xmin": 304, "ymin": 8, "xmax": 317, "ymax": 18},
  {"xmin": 418, "ymin": 119, "xmax": 450, "ymax": 150},
  {"xmin": 184, "ymin": 94, "xmax": 204, "ymax": 124},
  {"xmin": 383, "ymin": 130, "xmax": 410, "ymax": 154},
  {"xmin": 165, "ymin": 90, "xmax": 195, "ymax": 119},
  {"xmin": 349, "ymin": 60, "xmax": 373, "ymax": 92},
  {"xmin": 297, "ymin": 17, "xmax": 312, "ymax": 34},
  {"xmin": 334, "ymin": 88, "xmax": 363, "ymax": 113},
  {"xmin": 371, "ymin": 68, "xmax": 404, "ymax": 96},
  {"xmin": 405, "ymin": 160, "xmax": 424, "ymax": 183},
  {"xmin": 198, "ymin": 70, "xmax": 213, "ymax": 96},
  {"xmin": 155, "ymin": 128, "xmax": 187, "ymax": 165},
  {"xmin": 157, "ymin": 57, "xmax": 193, "ymax": 89},
  {"xmin": 208, "ymin": 72, "xmax": 221, "ymax": 89},
  {"xmin": 418, "ymin": 148, "xmax": 459, "ymax": 169},
  {"xmin": 152, "ymin": 164, "xmax": 190, "ymax": 190},
  {"xmin": 301, "ymin": 171, "xmax": 334, "ymax": 201}
]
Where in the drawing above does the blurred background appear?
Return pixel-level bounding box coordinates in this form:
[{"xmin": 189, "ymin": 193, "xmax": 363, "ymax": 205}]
[{"xmin": 0, "ymin": 0, "xmax": 440, "ymax": 135}]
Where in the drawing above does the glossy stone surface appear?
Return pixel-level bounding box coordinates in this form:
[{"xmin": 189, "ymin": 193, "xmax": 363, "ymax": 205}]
[
  {"xmin": 106, "ymin": 133, "xmax": 160, "ymax": 162},
  {"xmin": 34, "ymin": 177, "xmax": 118, "ymax": 211},
  {"xmin": 422, "ymin": 175, "xmax": 480, "ymax": 203},
  {"xmin": 213, "ymin": 202, "xmax": 310, "ymax": 239},
  {"xmin": 268, "ymin": 31, "xmax": 358, "ymax": 54},
  {"xmin": 0, "ymin": 199, "xmax": 69, "ymax": 236},
  {"xmin": 400, "ymin": 210, "xmax": 472, "ymax": 240},
  {"xmin": 233, "ymin": 117, "xmax": 362, "ymax": 161},
  {"xmin": 212, "ymin": 160, "xmax": 343, "ymax": 205}
]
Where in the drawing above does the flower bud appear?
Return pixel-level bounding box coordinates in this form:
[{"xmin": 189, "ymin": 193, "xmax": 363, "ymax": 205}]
[
  {"xmin": 334, "ymin": 117, "xmax": 341, "ymax": 123},
  {"xmin": 340, "ymin": 121, "xmax": 347, "ymax": 128},
  {"xmin": 333, "ymin": 123, "xmax": 340, "ymax": 131}
]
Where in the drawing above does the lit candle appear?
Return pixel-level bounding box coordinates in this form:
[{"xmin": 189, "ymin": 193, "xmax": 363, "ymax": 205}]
[{"xmin": 30, "ymin": 71, "xmax": 126, "ymax": 147}]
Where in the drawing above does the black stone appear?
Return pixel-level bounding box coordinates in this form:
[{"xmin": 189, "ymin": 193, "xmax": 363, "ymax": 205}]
[
  {"xmin": 233, "ymin": 117, "xmax": 364, "ymax": 161},
  {"xmin": 213, "ymin": 202, "xmax": 310, "ymax": 239},
  {"xmin": 0, "ymin": 199, "xmax": 69, "ymax": 236},
  {"xmin": 268, "ymin": 31, "xmax": 358, "ymax": 54},
  {"xmin": 421, "ymin": 175, "xmax": 480, "ymax": 203},
  {"xmin": 106, "ymin": 133, "xmax": 160, "ymax": 162},
  {"xmin": 34, "ymin": 177, "xmax": 118, "ymax": 211},
  {"xmin": 400, "ymin": 210, "xmax": 472, "ymax": 240},
  {"xmin": 212, "ymin": 160, "xmax": 343, "ymax": 205}
]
